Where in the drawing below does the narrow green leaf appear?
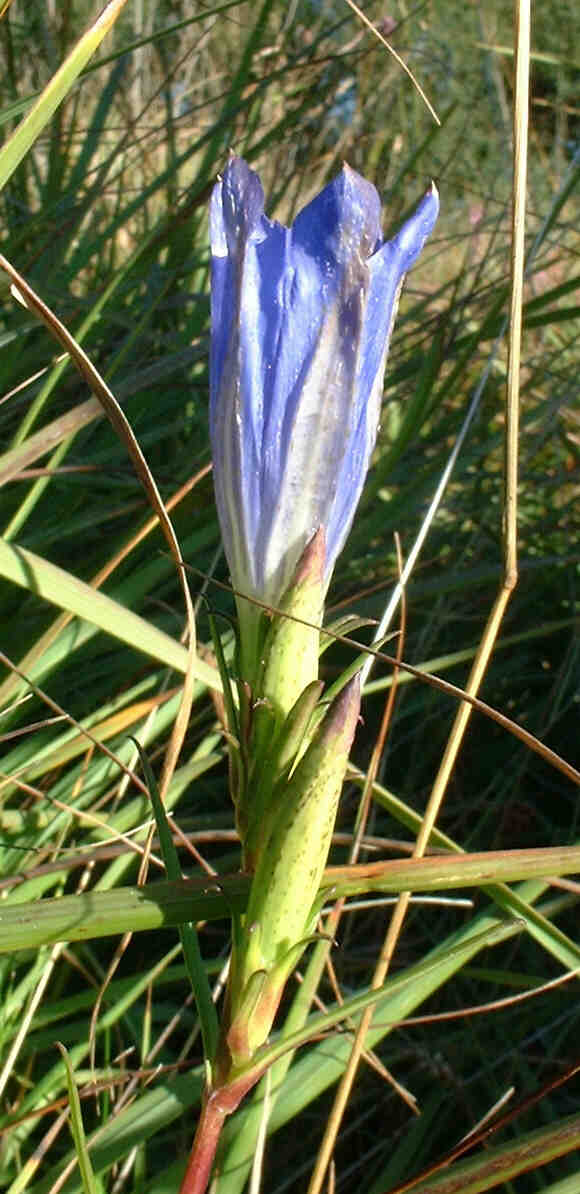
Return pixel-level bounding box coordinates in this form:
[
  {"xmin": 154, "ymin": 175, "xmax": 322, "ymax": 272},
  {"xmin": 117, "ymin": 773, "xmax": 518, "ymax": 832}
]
[
  {"xmin": 0, "ymin": 0, "xmax": 130, "ymax": 194},
  {"xmin": 207, "ymin": 608, "xmax": 239, "ymax": 738},
  {"xmin": 0, "ymin": 538, "xmax": 219, "ymax": 688},
  {"xmin": 56, "ymin": 1044, "xmax": 99, "ymax": 1194},
  {"xmin": 322, "ymin": 845, "xmax": 580, "ymax": 902},
  {"xmin": 132, "ymin": 741, "xmax": 219, "ymax": 1064},
  {"xmin": 0, "ymin": 847, "xmax": 577, "ymax": 955},
  {"xmin": 0, "ymin": 876, "xmax": 249, "ymax": 954},
  {"xmin": 249, "ymin": 923, "xmax": 513, "ymax": 1076}
]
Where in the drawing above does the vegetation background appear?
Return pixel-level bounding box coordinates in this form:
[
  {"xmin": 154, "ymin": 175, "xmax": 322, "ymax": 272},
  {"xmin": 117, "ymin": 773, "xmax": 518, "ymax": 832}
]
[{"xmin": 0, "ymin": 1, "xmax": 578, "ymax": 1192}]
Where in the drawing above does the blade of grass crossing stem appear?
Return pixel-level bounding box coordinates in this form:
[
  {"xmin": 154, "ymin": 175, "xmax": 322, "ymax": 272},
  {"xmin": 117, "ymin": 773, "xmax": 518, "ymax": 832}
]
[
  {"xmin": 241, "ymin": 923, "xmax": 514, "ymax": 1076},
  {"xmin": 132, "ymin": 741, "xmax": 218, "ymax": 1064},
  {"xmin": 56, "ymin": 1044, "xmax": 99, "ymax": 1194},
  {"xmin": 0, "ymin": 853, "xmax": 578, "ymax": 957}
]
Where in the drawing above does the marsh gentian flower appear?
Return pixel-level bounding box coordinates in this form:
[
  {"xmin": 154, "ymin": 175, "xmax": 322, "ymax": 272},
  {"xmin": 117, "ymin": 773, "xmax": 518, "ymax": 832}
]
[{"xmin": 210, "ymin": 156, "xmax": 438, "ymax": 609}]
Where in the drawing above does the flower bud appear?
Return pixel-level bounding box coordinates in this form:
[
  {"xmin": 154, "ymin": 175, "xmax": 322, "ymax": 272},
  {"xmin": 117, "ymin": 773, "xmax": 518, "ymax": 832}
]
[{"xmin": 210, "ymin": 157, "xmax": 438, "ymax": 619}]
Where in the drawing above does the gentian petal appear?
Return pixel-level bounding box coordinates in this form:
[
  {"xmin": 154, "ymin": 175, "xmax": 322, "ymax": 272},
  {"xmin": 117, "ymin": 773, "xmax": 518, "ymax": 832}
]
[{"xmin": 209, "ymin": 158, "xmax": 439, "ymax": 606}]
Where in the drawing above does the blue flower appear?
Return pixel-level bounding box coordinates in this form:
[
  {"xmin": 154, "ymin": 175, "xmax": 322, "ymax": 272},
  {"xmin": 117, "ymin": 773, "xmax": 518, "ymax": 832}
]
[{"xmin": 210, "ymin": 156, "xmax": 438, "ymax": 608}]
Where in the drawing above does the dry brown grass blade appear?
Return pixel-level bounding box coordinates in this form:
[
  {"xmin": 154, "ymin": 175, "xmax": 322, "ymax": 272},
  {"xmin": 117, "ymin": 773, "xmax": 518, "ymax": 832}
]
[
  {"xmin": 386, "ymin": 1061, "xmax": 580, "ymax": 1194},
  {"xmin": 344, "ymin": 0, "xmax": 440, "ymax": 126},
  {"xmin": 0, "ymin": 392, "xmax": 99, "ymax": 486},
  {"xmin": 0, "ymin": 648, "xmax": 149, "ymax": 798}
]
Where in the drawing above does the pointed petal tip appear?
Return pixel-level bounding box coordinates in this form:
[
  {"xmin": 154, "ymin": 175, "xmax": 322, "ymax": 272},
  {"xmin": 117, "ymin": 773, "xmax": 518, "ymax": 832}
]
[
  {"xmin": 413, "ymin": 180, "xmax": 440, "ymax": 235},
  {"xmin": 425, "ymin": 179, "xmax": 440, "ymax": 217},
  {"xmin": 381, "ymin": 181, "xmax": 439, "ymax": 275},
  {"xmin": 210, "ymin": 156, "xmax": 266, "ymax": 258}
]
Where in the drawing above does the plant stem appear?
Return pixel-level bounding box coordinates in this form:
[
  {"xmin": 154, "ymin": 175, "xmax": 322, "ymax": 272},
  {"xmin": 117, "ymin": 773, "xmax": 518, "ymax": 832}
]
[
  {"xmin": 179, "ymin": 1064, "xmax": 264, "ymax": 1194},
  {"xmin": 179, "ymin": 1089, "xmax": 227, "ymax": 1194}
]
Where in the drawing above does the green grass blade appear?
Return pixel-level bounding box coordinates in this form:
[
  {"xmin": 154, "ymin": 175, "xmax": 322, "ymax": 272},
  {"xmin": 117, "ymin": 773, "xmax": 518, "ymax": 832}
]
[
  {"xmin": 57, "ymin": 1043, "xmax": 99, "ymax": 1194},
  {"xmin": 0, "ymin": 538, "xmax": 219, "ymax": 687},
  {"xmin": 0, "ymin": 877, "xmax": 249, "ymax": 954},
  {"xmin": 132, "ymin": 741, "xmax": 219, "ymax": 1063},
  {"xmin": 0, "ymin": 0, "xmax": 130, "ymax": 193},
  {"xmin": 2, "ymin": 848, "xmax": 577, "ymax": 956}
]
